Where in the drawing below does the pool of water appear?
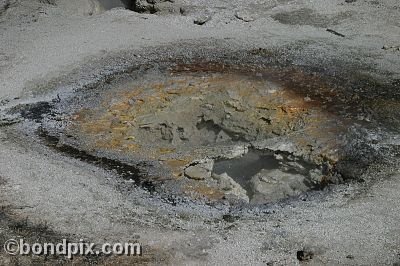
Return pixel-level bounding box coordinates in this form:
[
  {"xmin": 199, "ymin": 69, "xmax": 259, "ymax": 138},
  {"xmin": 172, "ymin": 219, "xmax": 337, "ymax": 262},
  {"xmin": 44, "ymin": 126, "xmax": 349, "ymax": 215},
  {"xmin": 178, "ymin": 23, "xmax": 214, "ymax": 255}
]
[
  {"xmin": 97, "ymin": 0, "xmax": 125, "ymax": 10},
  {"xmin": 212, "ymin": 149, "xmax": 317, "ymax": 203},
  {"xmin": 213, "ymin": 150, "xmax": 280, "ymax": 189}
]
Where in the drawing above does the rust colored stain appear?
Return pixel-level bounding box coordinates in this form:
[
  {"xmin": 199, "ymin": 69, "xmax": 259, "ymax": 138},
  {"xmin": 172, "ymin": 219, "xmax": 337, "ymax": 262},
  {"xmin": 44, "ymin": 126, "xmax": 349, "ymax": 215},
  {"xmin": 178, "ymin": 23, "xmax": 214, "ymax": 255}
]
[
  {"xmin": 73, "ymin": 72, "xmax": 340, "ymax": 155},
  {"xmin": 184, "ymin": 183, "xmax": 225, "ymax": 201}
]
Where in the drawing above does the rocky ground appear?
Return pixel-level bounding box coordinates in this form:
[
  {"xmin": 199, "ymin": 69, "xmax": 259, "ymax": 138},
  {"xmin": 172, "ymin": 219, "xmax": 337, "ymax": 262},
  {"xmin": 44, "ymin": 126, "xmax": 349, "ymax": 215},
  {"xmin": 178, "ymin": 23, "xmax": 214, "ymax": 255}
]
[{"xmin": 0, "ymin": 0, "xmax": 400, "ymax": 265}]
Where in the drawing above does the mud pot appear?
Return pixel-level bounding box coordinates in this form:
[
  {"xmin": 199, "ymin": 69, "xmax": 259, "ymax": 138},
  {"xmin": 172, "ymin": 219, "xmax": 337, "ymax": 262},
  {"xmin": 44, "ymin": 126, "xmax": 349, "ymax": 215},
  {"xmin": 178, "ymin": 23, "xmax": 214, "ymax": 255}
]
[{"xmin": 7, "ymin": 50, "xmax": 398, "ymax": 208}]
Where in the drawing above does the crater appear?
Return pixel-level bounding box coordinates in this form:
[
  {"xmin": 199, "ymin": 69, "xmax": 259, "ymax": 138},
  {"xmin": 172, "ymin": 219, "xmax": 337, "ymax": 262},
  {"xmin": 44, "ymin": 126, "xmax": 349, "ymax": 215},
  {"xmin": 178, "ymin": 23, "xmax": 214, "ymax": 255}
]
[{"xmin": 12, "ymin": 58, "xmax": 383, "ymax": 207}]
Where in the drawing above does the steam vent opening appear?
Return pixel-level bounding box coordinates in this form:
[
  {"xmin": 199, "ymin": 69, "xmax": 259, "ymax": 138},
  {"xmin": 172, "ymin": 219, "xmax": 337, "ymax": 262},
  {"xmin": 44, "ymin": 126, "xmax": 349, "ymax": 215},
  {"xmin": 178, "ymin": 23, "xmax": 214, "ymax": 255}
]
[{"xmin": 30, "ymin": 61, "xmax": 369, "ymax": 206}]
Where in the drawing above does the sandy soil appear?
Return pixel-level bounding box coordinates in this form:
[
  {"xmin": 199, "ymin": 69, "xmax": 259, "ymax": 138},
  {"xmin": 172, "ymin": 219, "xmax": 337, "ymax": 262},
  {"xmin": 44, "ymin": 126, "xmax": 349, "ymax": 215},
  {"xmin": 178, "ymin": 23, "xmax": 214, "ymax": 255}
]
[{"xmin": 0, "ymin": 0, "xmax": 400, "ymax": 265}]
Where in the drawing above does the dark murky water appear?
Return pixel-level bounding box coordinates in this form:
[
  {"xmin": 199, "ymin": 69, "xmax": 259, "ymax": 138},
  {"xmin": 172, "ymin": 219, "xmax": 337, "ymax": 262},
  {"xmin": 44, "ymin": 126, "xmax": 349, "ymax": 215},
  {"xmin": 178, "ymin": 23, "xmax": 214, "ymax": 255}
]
[
  {"xmin": 97, "ymin": 0, "xmax": 125, "ymax": 10},
  {"xmin": 213, "ymin": 150, "xmax": 280, "ymax": 188},
  {"xmin": 213, "ymin": 149, "xmax": 317, "ymax": 196}
]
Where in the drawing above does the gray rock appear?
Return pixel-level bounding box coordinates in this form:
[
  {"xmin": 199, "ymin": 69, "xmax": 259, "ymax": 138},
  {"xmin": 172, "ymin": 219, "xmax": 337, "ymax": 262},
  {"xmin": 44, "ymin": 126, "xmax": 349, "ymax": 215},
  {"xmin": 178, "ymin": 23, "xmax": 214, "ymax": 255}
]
[
  {"xmin": 153, "ymin": 1, "xmax": 181, "ymax": 14},
  {"xmin": 252, "ymin": 137, "xmax": 298, "ymax": 155},
  {"xmin": 184, "ymin": 159, "xmax": 214, "ymax": 180},
  {"xmin": 235, "ymin": 11, "xmax": 255, "ymax": 22},
  {"xmin": 280, "ymin": 161, "xmax": 306, "ymax": 172},
  {"xmin": 249, "ymin": 169, "xmax": 309, "ymax": 204},
  {"xmin": 185, "ymin": 165, "xmax": 209, "ymax": 180},
  {"xmin": 215, "ymin": 130, "xmax": 232, "ymax": 143},
  {"xmin": 224, "ymin": 145, "xmax": 248, "ymax": 159},
  {"xmin": 194, "ymin": 14, "xmax": 211, "ymax": 25},
  {"xmin": 212, "ymin": 172, "xmax": 249, "ymax": 203}
]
